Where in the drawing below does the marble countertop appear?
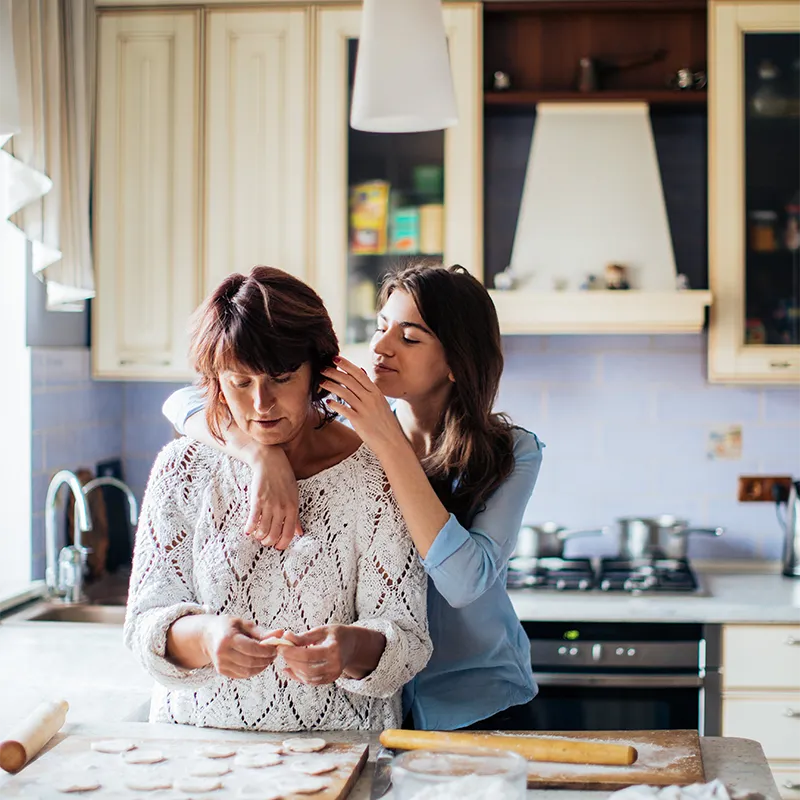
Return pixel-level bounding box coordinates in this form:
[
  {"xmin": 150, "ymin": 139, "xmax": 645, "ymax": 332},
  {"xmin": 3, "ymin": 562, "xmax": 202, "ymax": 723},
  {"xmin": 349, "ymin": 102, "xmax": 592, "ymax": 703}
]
[
  {"xmin": 0, "ymin": 722, "xmax": 783, "ymax": 800},
  {"xmin": 509, "ymin": 571, "xmax": 800, "ymax": 624}
]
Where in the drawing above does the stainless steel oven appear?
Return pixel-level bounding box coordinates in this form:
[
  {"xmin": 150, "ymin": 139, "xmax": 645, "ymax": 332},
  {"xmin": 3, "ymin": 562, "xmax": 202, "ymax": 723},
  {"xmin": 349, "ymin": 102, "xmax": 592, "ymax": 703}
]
[{"xmin": 523, "ymin": 621, "xmax": 721, "ymax": 735}]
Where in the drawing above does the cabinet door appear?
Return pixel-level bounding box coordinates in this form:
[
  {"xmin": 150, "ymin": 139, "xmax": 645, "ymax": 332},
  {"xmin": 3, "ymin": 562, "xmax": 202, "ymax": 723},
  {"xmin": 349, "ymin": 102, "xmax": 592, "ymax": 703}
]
[
  {"xmin": 314, "ymin": 4, "xmax": 482, "ymax": 360},
  {"xmin": 708, "ymin": 1, "xmax": 800, "ymax": 384},
  {"xmin": 205, "ymin": 9, "xmax": 309, "ymax": 293},
  {"xmin": 94, "ymin": 12, "xmax": 200, "ymax": 380}
]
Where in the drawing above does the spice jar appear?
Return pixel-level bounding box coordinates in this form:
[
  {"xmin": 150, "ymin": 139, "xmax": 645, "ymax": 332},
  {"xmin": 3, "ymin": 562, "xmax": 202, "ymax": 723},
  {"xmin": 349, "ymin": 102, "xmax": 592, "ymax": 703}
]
[
  {"xmin": 785, "ymin": 193, "xmax": 800, "ymax": 251},
  {"xmin": 749, "ymin": 210, "xmax": 778, "ymax": 252}
]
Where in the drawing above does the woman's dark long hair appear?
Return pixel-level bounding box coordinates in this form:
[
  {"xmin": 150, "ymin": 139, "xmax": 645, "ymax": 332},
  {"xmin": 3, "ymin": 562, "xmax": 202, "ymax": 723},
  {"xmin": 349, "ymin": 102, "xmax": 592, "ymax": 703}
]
[{"xmin": 378, "ymin": 263, "xmax": 515, "ymax": 526}]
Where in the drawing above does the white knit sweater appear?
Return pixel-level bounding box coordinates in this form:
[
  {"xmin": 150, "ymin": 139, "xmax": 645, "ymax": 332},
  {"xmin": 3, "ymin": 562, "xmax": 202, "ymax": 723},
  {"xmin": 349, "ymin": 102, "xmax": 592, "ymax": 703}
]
[{"xmin": 124, "ymin": 438, "xmax": 431, "ymax": 732}]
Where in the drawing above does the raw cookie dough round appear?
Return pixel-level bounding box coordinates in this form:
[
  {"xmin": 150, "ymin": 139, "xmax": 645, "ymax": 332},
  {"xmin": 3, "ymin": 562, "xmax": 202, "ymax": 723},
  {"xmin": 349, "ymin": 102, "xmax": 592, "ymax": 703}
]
[
  {"xmin": 277, "ymin": 775, "xmax": 329, "ymax": 795},
  {"xmin": 188, "ymin": 761, "xmax": 232, "ymax": 778},
  {"xmin": 281, "ymin": 737, "xmax": 327, "ymax": 753},
  {"xmin": 123, "ymin": 748, "xmax": 166, "ymax": 765},
  {"xmin": 261, "ymin": 637, "xmax": 295, "ymax": 647},
  {"xmin": 237, "ymin": 786, "xmax": 286, "ymax": 800},
  {"xmin": 54, "ymin": 775, "xmax": 102, "ymax": 793},
  {"xmin": 195, "ymin": 744, "xmax": 237, "ymax": 759},
  {"xmin": 289, "ymin": 757, "xmax": 339, "ymax": 775},
  {"xmin": 123, "ymin": 777, "xmax": 173, "ymax": 792},
  {"xmin": 234, "ymin": 752, "xmax": 282, "ymax": 769},
  {"xmin": 174, "ymin": 776, "xmax": 224, "ymax": 793},
  {"xmin": 245, "ymin": 742, "xmax": 283, "ymax": 755},
  {"xmin": 90, "ymin": 739, "xmax": 137, "ymax": 754}
]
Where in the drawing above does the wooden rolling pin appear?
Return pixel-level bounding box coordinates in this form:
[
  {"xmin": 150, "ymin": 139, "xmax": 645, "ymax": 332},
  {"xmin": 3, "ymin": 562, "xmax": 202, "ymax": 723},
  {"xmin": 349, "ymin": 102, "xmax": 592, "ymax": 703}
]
[
  {"xmin": 0, "ymin": 700, "xmax": 69, "ymax": 773},
  {"xmin": 379, "ymin": 729, "xmax": 638, "ymax": 766}
]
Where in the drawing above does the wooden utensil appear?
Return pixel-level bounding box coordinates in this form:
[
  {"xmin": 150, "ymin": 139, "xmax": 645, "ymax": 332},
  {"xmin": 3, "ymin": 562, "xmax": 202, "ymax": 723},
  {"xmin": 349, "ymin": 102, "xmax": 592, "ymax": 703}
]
[
  {"xmin": 379, "ymin": 729, "xmax": 637, "ymax": 766},
  {"xmin": 0, "ymin": 700, "xmax": 69, "ymax": 773}
]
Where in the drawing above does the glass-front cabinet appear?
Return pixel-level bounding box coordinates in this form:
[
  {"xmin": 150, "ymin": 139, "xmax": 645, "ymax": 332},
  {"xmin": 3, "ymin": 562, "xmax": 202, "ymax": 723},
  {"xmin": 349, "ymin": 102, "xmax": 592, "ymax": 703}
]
[
  {"xmin": 709, "ymin": 0, "xmax": 800, "ymax": 383},
  {"xmin": 314, "ymin": 5, "xmax": 482, "ymax": 361}
]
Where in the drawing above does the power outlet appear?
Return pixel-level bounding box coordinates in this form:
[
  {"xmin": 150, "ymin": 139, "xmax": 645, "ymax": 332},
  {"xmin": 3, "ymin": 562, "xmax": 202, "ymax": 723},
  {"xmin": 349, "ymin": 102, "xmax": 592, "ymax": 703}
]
[{"xmin": 737, "ymin": 475, "xmax": 793, "ymax": 502}]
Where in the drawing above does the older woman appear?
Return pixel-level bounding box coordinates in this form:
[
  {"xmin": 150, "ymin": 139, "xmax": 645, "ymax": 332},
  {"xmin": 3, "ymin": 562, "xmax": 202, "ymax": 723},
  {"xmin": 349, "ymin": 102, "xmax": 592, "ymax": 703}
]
[{"xmin": 123, "ymin": 266, "xmax": 431, "ymax": 732}]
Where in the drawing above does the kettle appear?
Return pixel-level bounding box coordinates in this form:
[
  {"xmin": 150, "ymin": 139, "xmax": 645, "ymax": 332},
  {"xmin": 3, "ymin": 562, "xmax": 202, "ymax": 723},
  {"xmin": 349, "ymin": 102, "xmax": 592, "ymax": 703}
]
[{"xmin": 781, "ymin": 480, "xmax": 800, "ymax": 578}]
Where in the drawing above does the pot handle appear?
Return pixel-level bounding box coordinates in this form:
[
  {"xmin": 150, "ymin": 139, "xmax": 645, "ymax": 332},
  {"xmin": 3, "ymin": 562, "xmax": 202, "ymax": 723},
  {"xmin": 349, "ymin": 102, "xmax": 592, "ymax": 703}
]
[
  {"xmin": 671, "ymin": 527, "xmax": 724, "ymax": 538},
  {"xmin": 557, "ymin": 527, "xmax": 610, "ymax": 540}
]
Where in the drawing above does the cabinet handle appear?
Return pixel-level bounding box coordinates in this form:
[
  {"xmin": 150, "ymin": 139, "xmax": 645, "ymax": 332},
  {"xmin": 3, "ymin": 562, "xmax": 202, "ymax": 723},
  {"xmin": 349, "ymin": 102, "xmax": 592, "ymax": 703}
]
[
  {"xmin": 118, "ymin": 359, "xmax": 171, "ymax": 366},
  {"xmin": 784, "ymin": 708, "xmax": 800, "ymax": 718},
  {"xmin": 784, "ymin": 781, "xmax": 800, "ymax": 790},
  {"xmin": 770, "ymin": 361, "xmax": 796, "ymax": 369},
  {"xmin": 786, "ymin": 637, "xmax": 800, "ymax": 646}
]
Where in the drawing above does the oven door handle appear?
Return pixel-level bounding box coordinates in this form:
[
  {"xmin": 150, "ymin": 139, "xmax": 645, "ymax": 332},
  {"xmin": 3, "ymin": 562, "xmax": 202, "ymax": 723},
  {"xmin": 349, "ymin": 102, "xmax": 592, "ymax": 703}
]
[{"xmin": 533, "ymin": 672, "xmax": 703, "ymax": 688}]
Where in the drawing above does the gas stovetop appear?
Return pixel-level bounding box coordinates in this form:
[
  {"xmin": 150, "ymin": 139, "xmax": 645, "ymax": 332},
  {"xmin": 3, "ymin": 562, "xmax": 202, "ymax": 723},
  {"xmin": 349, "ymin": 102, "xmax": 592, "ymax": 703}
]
[{"xmin": 507, "ymin": 556, "xmax": 703, "ymax": 595}]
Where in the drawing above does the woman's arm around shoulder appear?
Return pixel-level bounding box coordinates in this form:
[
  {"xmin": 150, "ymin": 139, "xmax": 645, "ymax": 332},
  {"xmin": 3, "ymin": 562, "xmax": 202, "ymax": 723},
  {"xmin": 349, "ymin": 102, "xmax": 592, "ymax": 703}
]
[
  {"xmin": 336, "ymin": 452, "xmax": 433, "ymax": 700},
  {"xmin": 162, "ymin": 385, "xmax": 205, "ymax": 435},
  {"xmin": 422, "ymin": 429, "xmax": 544, "ymax": 609},
  {"xmin": 123, "ymin": 438, "xmax": 219, "ymax": 689},
  {"xmin": 162, "ymin": 385, "xmax": 301, "ymax": 548}
]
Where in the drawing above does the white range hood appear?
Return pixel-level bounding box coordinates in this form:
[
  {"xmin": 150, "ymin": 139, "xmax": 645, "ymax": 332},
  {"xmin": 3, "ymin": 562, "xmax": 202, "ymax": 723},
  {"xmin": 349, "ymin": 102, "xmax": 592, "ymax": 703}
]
[{"xmin": 490, "ymin": 101, "xmax": 711, "ymax": 334}]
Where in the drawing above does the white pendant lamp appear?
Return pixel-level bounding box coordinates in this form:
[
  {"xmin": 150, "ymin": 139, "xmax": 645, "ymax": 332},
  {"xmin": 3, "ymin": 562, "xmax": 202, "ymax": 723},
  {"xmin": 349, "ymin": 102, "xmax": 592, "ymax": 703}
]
[
  {"xmin": 350, "ymin": 0, "xmax": 458, "ymax": 133},
  {"xmin": 0, "ymin": 0, "xmax": 21, "ymax": 137}
]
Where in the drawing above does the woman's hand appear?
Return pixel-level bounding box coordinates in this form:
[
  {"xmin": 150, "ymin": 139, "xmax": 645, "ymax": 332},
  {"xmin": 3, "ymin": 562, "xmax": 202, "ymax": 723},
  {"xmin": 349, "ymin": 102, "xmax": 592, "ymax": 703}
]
[
  {"xmin": 200, "ymin": 616, "xmax": 286, "ymax": 680},
  {"xmin": 320, "ymin": 357, "xmax": 405, "ymax": 458},
  {"xmin": 241, "ymin": 441, "xmax": 302, "ymax": 549},
  {"xmin": 279, "ymin": 625, "xmax": 386, "ymax": 685}
]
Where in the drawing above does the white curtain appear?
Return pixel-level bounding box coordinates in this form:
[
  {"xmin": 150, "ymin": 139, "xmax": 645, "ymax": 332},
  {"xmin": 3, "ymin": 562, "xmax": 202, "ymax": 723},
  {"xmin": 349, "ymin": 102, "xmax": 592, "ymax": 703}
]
[{"xmin": 2, "ymin": 0, "xmax": 95, "ymax": 310}]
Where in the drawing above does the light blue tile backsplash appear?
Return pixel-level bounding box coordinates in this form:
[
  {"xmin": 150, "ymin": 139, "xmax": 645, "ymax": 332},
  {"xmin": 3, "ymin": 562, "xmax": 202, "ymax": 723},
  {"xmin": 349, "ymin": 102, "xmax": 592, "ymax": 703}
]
[
  {"xmin": 29, "ymin": 349, "xmax": 124, "ymax": 579},
  {"xmin": 28, "ymin": 334, "xmax": 800, "ymax": 576},
  {"xmin": 500, "ymin": 334, "xmax": 800, "ymax": 561}
]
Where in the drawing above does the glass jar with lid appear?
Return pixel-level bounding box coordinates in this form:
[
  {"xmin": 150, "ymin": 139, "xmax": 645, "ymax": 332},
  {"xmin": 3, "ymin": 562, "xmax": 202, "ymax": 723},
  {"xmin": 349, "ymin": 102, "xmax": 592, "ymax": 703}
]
[{"xmin": 749, "ymin": 210, "xmax": 779, "ymax": 251}]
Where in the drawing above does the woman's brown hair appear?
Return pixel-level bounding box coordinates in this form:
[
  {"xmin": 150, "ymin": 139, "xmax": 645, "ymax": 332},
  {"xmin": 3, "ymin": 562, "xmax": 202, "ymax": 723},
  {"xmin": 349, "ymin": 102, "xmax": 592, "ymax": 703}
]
[
  {"xmin": 378, "ymin": 263, "xmax": 516, "ymax": 525},
  {"xmin": 190, "ymin": 266, "xmax": 339, "ymax": 442}
]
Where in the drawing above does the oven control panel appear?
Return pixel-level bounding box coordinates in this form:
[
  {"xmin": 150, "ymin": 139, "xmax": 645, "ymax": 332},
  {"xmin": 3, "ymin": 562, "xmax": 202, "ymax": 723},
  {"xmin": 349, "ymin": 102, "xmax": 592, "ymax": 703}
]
[{"xmin": 532, "ymin": 640, "xmax": 699, "ymax": 669}]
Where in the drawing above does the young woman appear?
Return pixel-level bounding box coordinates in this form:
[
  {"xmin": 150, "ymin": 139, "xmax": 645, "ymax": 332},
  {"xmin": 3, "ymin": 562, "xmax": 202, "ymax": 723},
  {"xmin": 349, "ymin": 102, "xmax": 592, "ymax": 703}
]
[
  {"xmin": 163, "ymin": 263, "xmax": 543, "ymax": 731},
  {"xmin": 126, "ymin": 267, "xmax": 431, "ymax": 732}
]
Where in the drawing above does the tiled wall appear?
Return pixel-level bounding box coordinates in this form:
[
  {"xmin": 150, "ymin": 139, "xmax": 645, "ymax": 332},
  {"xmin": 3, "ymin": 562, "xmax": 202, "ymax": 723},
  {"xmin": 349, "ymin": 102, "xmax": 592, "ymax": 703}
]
[
  {"xmin": 122, "ymin": 382, "xmax": 185, "ymax": 503},
  {"xmin": 116, "ymin": 334, "xmax": 800, "ymax": 564},
  {"xmin": 31, "ymin": 336, "xmax": 798, "ymax": 576},
  {"xmin": 30, "ymin": 349, "xmax": 123, "ymax": 579},
  {"xmin": 498, "ymin": 334, "xmax": 800, "ymax": 561}
]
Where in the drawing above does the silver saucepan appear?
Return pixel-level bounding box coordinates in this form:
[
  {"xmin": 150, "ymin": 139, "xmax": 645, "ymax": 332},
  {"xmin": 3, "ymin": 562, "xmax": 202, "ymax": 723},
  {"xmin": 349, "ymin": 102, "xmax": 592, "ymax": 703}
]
[
  {"xmin": 617, "ymin": 516, "xmax": 723, "ymax": 561},
  {"xmin": 513, "ymin": 522, "xmax": 607, "ymax": 561}
]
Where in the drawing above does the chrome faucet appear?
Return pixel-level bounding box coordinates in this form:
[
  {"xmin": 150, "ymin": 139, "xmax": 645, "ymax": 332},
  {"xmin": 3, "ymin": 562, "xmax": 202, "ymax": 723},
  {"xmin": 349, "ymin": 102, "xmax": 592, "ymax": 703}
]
[
  {"xmin": 45, "ymin": 470, "xmax": 94, "ymax": 603},
  {"xmin": 82, "ymin": 476, "xmax": 139, "ymax": 528}
]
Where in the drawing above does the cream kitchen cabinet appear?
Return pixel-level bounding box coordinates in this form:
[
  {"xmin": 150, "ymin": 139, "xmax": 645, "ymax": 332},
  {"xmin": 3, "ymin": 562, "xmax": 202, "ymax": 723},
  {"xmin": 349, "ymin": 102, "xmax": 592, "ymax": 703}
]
[
  {"xmin": 94, "ymin": 7, "xmax": 310, "ymax": 379},
  {"xmin": 94, "ymin": 3, "xmax": 481, "ymax": 377},
  {"xmin": 708, "ymin": 0, "xmax": 800, "ymax": 384},
  {"xmin": 204, "ymin": 8, "xmax": 310, "ymax": 292},
  {"xmin": 313, "ymin": 3, "xmax": 482, "ymax": 363},
  {"xmin": 722, "ymin": 624, "xmax": 800, "ymax": 797},
  {"xmin": 94, "ymin": 11, "xmax": 201, "ymax": 380}
]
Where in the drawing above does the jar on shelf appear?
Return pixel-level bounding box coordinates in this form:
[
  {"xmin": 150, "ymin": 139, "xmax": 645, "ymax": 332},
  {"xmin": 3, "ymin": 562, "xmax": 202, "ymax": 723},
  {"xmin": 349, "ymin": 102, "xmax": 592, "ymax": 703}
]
[
  {"xmin": 785, "ymin": 191, "xmax": 800, "ymax": 251},
  {"xmin": 750, "ymin": 60, "xmax": 788, "ymax": 117},
  {"xmin": 749, "ymin": 210, "xmax": 779, "ymax": 252}
]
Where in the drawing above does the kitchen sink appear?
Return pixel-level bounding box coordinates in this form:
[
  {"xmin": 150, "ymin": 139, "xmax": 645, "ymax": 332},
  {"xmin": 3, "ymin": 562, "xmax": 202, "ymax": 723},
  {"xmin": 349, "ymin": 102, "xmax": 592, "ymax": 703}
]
[{"xmin": 13, "ymin": 604, "xmax": 126, "ymax": 624}]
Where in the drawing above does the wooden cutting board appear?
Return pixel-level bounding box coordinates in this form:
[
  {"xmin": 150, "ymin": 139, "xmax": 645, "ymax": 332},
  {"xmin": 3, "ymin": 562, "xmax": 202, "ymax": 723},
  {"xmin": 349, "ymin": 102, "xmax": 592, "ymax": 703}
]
[
  {"xmin": 524, "ymin": 730, "xmax": 704, "ymax": 790},
  {"xmin": 1, "ymin": 733, "xmax": 368, "ymax": 799}
]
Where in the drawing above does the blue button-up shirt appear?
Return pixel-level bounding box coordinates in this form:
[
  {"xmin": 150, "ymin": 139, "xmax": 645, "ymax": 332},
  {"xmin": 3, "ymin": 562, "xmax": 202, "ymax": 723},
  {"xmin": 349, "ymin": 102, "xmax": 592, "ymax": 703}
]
[
  {"xmin": 164, "ymin": 388, "xmax": 543, "ymax": 731},
  {"xmin": 404, "ymin": 428, "xmax": 543, "ymax": 730}
]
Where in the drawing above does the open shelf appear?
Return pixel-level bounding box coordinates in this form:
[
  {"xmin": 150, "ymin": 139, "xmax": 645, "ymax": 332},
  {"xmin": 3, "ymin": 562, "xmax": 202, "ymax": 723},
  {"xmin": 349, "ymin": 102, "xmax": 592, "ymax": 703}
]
[
  {"xmin": 489, "ymin": 290, "xmax": 713, "ymax": 335},
  {"xmin": 485, "ymin": 90, "xmax": 707, "ymax": 107}
]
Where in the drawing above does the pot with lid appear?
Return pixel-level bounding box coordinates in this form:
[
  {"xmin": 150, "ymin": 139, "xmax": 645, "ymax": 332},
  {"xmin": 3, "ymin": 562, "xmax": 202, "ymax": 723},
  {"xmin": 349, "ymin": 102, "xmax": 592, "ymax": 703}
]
[
  {"xmin": 617, "ymin": 515, "xmax": 723, "ymax": 561},
  {"xmin": 513, "ymin": 522, "xmax": 607, "ymax": 562}
]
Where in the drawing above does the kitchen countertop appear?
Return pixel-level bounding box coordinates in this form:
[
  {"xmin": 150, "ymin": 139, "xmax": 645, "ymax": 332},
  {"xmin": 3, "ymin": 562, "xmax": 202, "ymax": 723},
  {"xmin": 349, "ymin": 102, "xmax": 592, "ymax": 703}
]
[
  {"xmin": 509, "ymin": 572, "xmax": 800, "ymax": 624},
  {"xmin": 0, "ymin": 603, "xmax": 785, "ymax": 799},
  {"xmin": 0, "ymin": 722, "xmax": 783, "ymax": 800}
]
